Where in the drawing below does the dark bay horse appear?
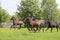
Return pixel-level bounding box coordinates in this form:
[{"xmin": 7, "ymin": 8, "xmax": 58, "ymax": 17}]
[
  {"xmin": 24, "ymin": 17, "xmax": 33, "ymax": 31},
  {"xmin": 45, "ymin": 21, "xmax": 59, "ymax": 32},
  {"xmin": 10, "ymin": 16, "xmax": 24, "ymax": 29},
  {"xmin": 57, "ymin": 22, "xmax": 60, "ymax": 29},
  {"xmin": 24, "ymin": 17, "xmax": 46, "ymax": 32}
]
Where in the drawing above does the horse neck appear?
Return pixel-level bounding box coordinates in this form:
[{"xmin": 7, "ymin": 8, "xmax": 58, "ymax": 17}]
[{"xmin": 12, "ymin": 20, "xmax": 16, "ymax": 24}]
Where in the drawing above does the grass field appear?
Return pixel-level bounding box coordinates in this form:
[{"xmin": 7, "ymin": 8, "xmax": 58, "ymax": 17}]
[{"xmin": 0, "ymin": 28, "xmax": 60, "ymax": 40}]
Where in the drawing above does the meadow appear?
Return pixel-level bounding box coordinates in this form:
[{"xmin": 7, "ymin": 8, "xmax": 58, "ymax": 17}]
[{"xmin": 0, "ymin": 28, "xmax": 60, "ymax": 40}]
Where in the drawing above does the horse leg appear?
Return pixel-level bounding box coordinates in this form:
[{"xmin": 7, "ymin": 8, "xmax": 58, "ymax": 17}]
[
  {"xmin": 10, "ymin": 25, "xmax": 14, "ymax": 30},
  {"xmin": 32, "ymin": 25, "xmax": 36, "ymax": 32},
  {"xmin": 35, "ymin": 25, "xmax": 38, "ymax": 32},
  {"xmin": 30, "ymin": 26, "xmax": 32, "ymax": 31},
  {"xmin": 45, "ymin": 27, "xmax": 49, "ymax": 32},
  {"xmin": 56, "ymin": 26, "xmax": 58, "ymax": 32},
  {"xmin": 18, "ymin": 25, "xmax": 21, "ymax": 29},
  {"xmin": 27, "ymin": 26, "xmax": 31, "ymax": 31},
  {"xmin": 51, "ymin": 27, "xmax": 53, "ymax": 32},
  {"xmin": 38, "ymin": 25, "xmax": 42, "ymax": 32},
  {"xmin": 27, "ymin": 24, "xmax": 31, "ymax": 31},
  {"xmin": 30, "ymin": 25, "xmax": 34, "ymax": 31},
  {"xmin": 10, "ymin": 25, "xmax": 16, "ymax": 30},
  {"xmin": 29, "ymin": 24, "xmax": 33, "ymax": 31},
  {"xmin": 42, "ymin": 25, "xmax": 45, "ymax": 32}
]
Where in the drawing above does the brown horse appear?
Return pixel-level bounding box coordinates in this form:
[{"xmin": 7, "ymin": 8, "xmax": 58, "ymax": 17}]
[
  {"xmin": 10, "ymin": 16, "xmax": 24, "ymax": 29},
  {"xmin": 45, "ymin": 21, "xmax": 59, "ymax": 32},
  {"xmin": 24, "ymin": 17, "xmax": 33, "ymax": 31},
  {"xmin": 24, "ymin": 17, "xmax": 46, "ymax": 32},
  {"xmin": 37, "ymin": 20, "xmax": 46, "ymax": 32}
]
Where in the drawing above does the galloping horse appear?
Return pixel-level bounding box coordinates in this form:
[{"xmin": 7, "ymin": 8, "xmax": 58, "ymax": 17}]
[
  {"xmin": 10, "ymin": 16, "xmax": 24, "ymax": 29},
  {"xmin": 45, "ymin": 21, "xmax": 59, "ymax": 32},
  {"xmin": 24, "ymin": 17, "xmax": 33, "ymax": 31},
  {"xmin": 24, "ymin": 16, "xmax": 46, "ymax": 32}
]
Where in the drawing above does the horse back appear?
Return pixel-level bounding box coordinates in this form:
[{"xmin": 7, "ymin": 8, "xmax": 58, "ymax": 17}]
[
  {"xmin": 39, "ymin": 20, "xmax": 46, "ymax": 24},
  {"xmin": 15, "ymin": 21, "xmax": 24, "ymax": 25},
  {"xmin": 50, "ymin": 21, "xmax": 57, "ymax": 27}
]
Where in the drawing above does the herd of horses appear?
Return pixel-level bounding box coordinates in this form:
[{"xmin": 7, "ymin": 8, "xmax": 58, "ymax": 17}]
[{"xmin": 10, "ymin": 16, "xmax": 60, "ymax": 32}]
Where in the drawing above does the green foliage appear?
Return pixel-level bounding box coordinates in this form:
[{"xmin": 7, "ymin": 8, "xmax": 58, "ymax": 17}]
[
  {"xmin": 17, "ymin": 0, "xmax": 40, "ymax": 20},
  {"xmin": 55, "ymin": 9, "xmax": 60, "ymax": 21},
  {"xmin": 17, "ymin": 0, "xmax": 59, "ymax": 21},
  {"xmin": 0, "ymin": 6, "xmax": 10, "ymax": 26},
  {"xmin": 41, "ymin": 0, "xmax": 57, "ymax": 21}
]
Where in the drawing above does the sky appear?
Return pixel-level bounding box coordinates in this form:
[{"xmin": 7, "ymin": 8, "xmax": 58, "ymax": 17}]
[
  {"xmin": 0, "ymin": 0, "xmax": 60, "ymax": 15},
  {"xmin": 0, "ymin": 0, "xmax": 20, "ymax": 15}
]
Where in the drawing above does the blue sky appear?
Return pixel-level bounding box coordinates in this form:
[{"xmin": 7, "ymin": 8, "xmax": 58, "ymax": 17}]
[{"xmin": 0, "ymin": 0, "xmax": 60, "ymax": 15}]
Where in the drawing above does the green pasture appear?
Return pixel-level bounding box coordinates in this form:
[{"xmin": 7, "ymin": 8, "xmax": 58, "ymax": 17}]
[{"xmin": 0, "ymin": 28, "xmax": 60, "ymax": 40}]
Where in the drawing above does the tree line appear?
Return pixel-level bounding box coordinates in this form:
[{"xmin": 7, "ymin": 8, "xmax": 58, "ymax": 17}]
[
  {"xmin": 0, "ymin": 4, "xmax": 10, "ymax": 27},
  {"xmin": 0, "ymin": 0, "xmax": 60, "ymax": 27},
  {"xmin": 16, "ymin": 0, "xmax": 60, "ymax": 21}
]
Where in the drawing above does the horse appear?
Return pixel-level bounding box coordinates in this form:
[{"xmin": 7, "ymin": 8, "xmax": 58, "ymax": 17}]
[
  {"xmin": 45, "ymin": 21, "xmax": 59, "ymax": 32},
  {"xmin": 36, "ymin": 20, "xmax": 46, "ymax": 32},
  {"xmin": 10, "ymin": 16, "xmax": 24, "ymax": 29},
  {"xmin": 24, "ymin": 17, "xmax": 33, "ymax": 31},
  {"xmin": 24, "ymin": 16, "xmax": 46, "ymax": 32},
  {"xmin": 56, "ymin": 21, "xmax": 60, "ymax": 29}
]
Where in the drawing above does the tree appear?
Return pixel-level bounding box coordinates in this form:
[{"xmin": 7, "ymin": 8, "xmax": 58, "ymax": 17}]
[
  {"xmin": 17, "ymin": 0, "xmax": 40, "ymax": 20},
  {"xmin": 0, "ymin": 5, "xmax": 10, "ymax": 26},
  {"xmin": 55, "ymin": 9, "xmax": 60, "ymax": 21},
  {"xmin": 41, "ymin": 0, "xmax": 57, "ymax": 21}
]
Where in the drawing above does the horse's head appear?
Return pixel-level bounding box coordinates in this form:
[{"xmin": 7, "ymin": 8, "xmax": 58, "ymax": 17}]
[
  {"xmin": 24, "ymin": 17, "xmax": 31, "ymax": 23},
  {"xmin": 10, "ymin": 16, "xmax": 16, "ymax": 20}
]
